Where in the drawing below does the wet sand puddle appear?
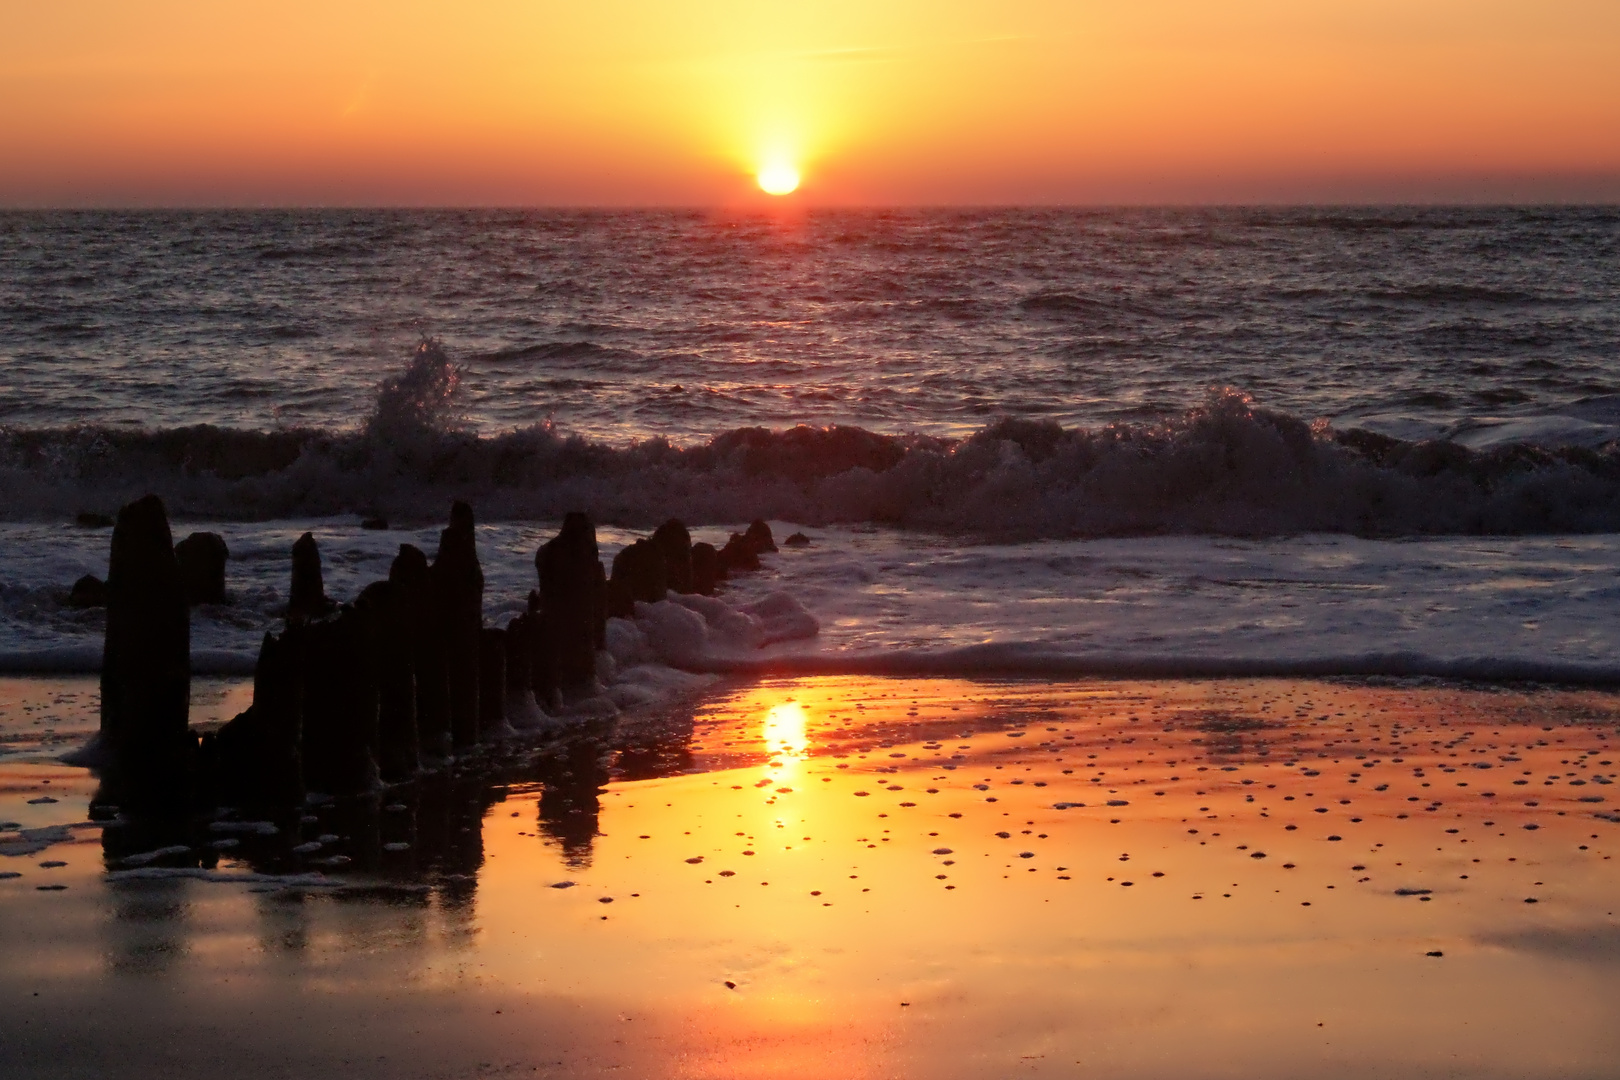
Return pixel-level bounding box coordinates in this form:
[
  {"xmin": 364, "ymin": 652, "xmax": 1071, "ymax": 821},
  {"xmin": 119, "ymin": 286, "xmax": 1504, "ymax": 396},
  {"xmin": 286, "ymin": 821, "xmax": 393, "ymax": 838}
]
[{"xmin": 3, "ymin": 675, "xmax": 1620, "ymax": 1079}]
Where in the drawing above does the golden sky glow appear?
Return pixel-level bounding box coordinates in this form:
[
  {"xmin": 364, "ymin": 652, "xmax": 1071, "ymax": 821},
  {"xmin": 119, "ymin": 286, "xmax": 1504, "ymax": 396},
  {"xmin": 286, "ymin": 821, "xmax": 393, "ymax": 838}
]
[{"xmin": 2, "ymin": 0, "xmax": 1618, "ymax": 205}]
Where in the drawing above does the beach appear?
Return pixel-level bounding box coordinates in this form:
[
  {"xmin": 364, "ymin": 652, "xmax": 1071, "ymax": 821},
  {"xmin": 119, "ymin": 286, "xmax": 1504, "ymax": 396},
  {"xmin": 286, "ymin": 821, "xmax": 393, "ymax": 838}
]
[
  {"xmin": 4, "ymin": 207, "xmax": 1620, "ymax": 1077},
  {"xmin": 4, "ymin": 672, "xmax": 1619, "ymax": 1079}
]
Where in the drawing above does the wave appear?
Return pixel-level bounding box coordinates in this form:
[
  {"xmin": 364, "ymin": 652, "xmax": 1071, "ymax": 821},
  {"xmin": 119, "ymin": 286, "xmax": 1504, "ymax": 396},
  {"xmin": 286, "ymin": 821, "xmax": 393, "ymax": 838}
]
[
  {"xmin": 6, "ymin": 641, "xmax": 1620, "ymax": 688},
  {"xmin": 1283, "ymin": 213, "xmax": 1482, "ymax": 233},
  {"xmin": 481, "ymin": 340, "xmax": 638, "ymax": 365},
  {"xmin": 1366, "ymin": 284, "xmax": 1544, "ymax": 306},
  {"xmin": 5, "ymin": 342, "xmax": 1620, "ymax": 537},
  {"xmin": 256, "ymin": 241, "xmax": 377, "ymax": 261},
  {"xmin": 676, "ymin": 646, "xmax": 1620, "ymax": 687},
  {"xmin": 1017, "ymin": 292, "xmax": 1156, "ymax": 321}
]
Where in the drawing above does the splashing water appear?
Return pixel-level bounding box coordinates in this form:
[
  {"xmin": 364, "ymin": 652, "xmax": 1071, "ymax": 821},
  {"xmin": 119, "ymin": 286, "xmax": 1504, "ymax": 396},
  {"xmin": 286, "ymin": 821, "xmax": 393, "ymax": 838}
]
[{"xmin": 365, "ymin": 338, "xmax": 466, "ymax": 444}]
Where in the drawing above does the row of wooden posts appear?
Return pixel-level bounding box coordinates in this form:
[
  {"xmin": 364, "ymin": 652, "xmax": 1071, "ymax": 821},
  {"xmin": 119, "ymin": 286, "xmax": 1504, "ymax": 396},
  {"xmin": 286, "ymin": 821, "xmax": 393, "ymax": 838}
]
[{"xmin": 93, "ymin": 495, "xmax": 780, "ymax": 807}]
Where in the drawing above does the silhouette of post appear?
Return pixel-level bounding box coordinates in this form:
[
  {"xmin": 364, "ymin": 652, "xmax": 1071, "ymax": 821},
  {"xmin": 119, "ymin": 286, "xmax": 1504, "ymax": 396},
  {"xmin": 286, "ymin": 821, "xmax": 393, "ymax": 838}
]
[
  {"xmin": 534, "ymin": 512, "xmax": 605, "ymax": 699},
  {"xmin": 432, "ymin": 502, "xmax": 484, "ymax": 749},
  {"xmin": 99, "ymin": 495, "xmax": 191, "ymax": 776}
]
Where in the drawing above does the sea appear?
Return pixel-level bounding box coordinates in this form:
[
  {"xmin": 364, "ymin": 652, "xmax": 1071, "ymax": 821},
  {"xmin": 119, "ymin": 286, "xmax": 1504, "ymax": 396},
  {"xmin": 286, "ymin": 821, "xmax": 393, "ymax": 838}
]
[{"xmin": 2, "ymin": 205, "xmax": 1619, "ymax": 686}]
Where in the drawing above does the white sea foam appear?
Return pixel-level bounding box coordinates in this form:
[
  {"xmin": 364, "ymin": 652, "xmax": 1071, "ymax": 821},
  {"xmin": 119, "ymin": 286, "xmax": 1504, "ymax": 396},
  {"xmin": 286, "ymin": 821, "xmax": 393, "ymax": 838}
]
[
  {"xmin": 673, "ymin": 526, "xmax": 1620, "ymax": 684},
  {"xmin": 505, "ymin": 686, "xmax": 549, "ymax": 730},
  {"xmin": 207, "ymin": 820, "xmax": 279, "ymax": 836},
  {"xmin": 4, "ymin": 513, "xmax": 1620, "ymax": 689},
  {"xmin": 0, "ymin": 822, "xmax": 99, "ymax": 857},
  {"xmin": 114, "ymin": 845, "xmax": 193, "ymax": 867},
  {"xmin": 7, "ymin": 384, "xmax": 1620, "ymax": 538}
]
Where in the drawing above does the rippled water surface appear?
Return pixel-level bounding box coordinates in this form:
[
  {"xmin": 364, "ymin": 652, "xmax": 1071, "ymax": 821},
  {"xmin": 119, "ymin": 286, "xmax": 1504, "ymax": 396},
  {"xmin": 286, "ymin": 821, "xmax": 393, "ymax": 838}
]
[{"xmin": 3, "ymin": 207, "xmax": 1617, "ymax": 441}]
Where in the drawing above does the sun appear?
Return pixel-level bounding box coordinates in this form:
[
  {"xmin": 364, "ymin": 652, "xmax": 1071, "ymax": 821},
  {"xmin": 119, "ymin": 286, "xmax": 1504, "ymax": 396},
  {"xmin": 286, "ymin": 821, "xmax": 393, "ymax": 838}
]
[{"xmin": 757, "ymin": 161, "xmax": 800, "ymax": 196}]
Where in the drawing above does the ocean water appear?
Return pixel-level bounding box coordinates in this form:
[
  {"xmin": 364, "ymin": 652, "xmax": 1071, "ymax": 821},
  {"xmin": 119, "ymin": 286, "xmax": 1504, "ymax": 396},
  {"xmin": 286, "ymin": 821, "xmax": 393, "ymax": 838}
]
[
  {"xmin": 2, "ymin": 207, "xmax": 1619, "ymax": 682},
  {"xmin": 4, "ymin": 207, "xmax": 1619, "ymax": 440}
]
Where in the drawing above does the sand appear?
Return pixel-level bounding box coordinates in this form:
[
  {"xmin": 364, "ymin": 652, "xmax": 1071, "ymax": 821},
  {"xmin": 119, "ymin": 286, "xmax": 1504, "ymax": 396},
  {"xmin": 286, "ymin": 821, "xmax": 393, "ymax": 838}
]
[{"xmin": 2, "ymin": 673, "xmax": 1619, "ymax": 1079}]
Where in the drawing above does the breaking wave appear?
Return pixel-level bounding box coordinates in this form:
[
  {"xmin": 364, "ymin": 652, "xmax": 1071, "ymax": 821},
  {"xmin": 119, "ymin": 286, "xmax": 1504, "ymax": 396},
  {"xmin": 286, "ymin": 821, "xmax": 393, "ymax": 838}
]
[{"xmin": 5, "ymin": 341, "xmax": 1620, "ymax": 537}]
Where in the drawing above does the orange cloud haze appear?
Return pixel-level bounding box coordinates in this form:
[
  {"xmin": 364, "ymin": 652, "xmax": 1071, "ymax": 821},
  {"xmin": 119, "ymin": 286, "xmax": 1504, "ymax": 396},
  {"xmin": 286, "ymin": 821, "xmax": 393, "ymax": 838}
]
[{"xmin": 3, "ymin": 0, "xmax": 1618, "ymax": 205}]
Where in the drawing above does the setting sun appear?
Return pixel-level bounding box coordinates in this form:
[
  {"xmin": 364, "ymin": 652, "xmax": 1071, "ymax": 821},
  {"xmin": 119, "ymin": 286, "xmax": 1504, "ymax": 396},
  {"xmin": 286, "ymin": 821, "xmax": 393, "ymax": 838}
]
[{"xmin": 757, "ymin": 162, "xmax": 801, "ymax": 196}]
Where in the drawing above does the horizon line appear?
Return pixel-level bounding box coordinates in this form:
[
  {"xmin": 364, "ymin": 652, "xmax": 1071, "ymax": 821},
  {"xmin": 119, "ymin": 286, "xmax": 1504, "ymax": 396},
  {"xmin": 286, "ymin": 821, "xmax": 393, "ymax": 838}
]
[{"xmin": 4, "ymin": 200, "xmax": 1619, "ymax": 213}]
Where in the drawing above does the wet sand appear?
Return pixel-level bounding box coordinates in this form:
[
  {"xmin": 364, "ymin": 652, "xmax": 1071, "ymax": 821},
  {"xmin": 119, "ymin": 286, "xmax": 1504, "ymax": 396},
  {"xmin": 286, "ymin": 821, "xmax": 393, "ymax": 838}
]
[{"xmin": 3, "ymin": 674, "xmax": 1620, "ymax": 1078}]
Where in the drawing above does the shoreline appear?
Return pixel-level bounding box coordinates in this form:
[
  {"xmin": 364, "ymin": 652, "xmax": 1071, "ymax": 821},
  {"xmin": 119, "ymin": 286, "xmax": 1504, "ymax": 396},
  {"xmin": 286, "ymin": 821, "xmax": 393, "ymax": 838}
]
[
  {"xmin": 8, "ymin": 519, "xmax": 1620, "ymax": 696},
  {"xmin": 11, "ymin": 649, "xmax": 1620, "ymax": 686}
]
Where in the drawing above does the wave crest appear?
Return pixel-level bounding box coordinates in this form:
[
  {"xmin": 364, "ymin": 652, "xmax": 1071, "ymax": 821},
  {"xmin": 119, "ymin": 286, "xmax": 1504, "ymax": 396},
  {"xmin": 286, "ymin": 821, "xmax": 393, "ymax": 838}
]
[{"xmin": 5, "ymin": 355, "xmax": 1620, "ymax": 536}]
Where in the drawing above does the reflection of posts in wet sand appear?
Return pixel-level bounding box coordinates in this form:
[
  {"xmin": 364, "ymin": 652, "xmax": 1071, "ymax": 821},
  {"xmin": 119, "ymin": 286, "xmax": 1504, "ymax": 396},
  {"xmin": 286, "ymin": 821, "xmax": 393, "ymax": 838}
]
[
  {"xmin": 95, "ymin": 797, "xmax": 211, "ymax": 976},
  {"xmin": 87, "ymin": 697, "xmax": 711, "ymax": 974},
  {"xmin": 530, "ymin": 710, "xmax": 701, "ymax": 867},
  {"xmin": 95, "ymin": 737, "xmax": 606, "ymax": 883},
  {"xmin": 94, "ymin": 763, "xmax": 497, "ymax": 884},
  {"xmin": 252, "ymin": 886, "xmax": 312, "ymax": 955},
  {"xmin": 92, "ymin": 770, "xmax": 496, "ymax": 972},
  {"xmin": 536, "ymin": 733, "xmax": 612, "ymax": 868},
  {"xmin": 611, "ymin": 709, "xmax": 697, "ymax": 783},
  {"xmin": 105, "ymin": 877, "xmax": 194, "ymax": 976},
  {"xmin": 415, "ymin": 765, "xmax": 502, "ymax": 915}
]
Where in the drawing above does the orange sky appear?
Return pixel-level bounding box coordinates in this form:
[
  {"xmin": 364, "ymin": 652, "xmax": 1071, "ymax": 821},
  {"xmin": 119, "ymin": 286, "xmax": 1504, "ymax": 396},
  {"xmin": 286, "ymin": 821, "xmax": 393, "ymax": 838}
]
[{"xmin": 3, "ymin": 0, "xmax": 1618, "ymax": 206}]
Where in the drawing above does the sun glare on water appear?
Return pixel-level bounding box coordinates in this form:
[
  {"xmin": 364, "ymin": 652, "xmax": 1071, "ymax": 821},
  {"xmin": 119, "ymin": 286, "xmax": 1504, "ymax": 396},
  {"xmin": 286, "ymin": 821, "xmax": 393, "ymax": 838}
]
[{"xmin": 757, "ymin": 162, "xmax": 800, "ymax": 196}]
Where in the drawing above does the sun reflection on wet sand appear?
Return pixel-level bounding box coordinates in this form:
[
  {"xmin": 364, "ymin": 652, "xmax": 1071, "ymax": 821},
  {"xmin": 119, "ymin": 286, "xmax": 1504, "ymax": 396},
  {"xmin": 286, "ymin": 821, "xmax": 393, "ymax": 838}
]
[
  {"xmin": 762, "ymin": 700, "xmax": 810, "ymax": 762},
  {"xmin": 4, "ymin": 676, "xmax": 1620, "ymax": 1078}
]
